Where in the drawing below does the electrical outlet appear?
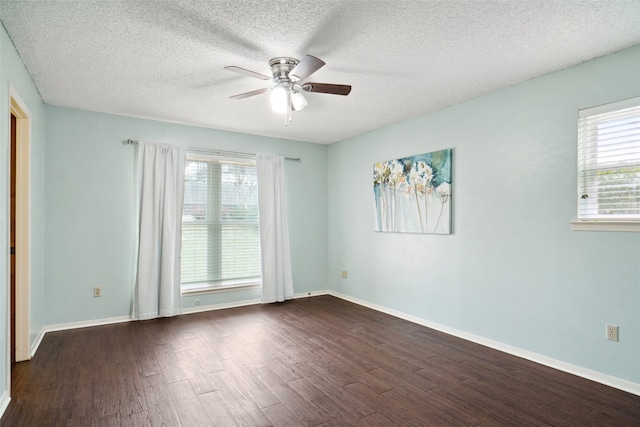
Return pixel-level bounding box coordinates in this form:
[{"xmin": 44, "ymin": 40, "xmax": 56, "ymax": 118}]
[
  {"xmin": 93, "ymin": 286, "xmax": 102, "ymax": 297},
  {"xmin": 341, "ymin": 270, "xmax": 348, "ymax": 279},
  {"xmin": 606, "ymin": 324, "xmax": 619, "ymax": 341}
]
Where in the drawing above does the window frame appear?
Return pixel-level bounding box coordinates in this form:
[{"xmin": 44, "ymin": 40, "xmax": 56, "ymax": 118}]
[
  {"xmin": 180, "ymin": 153, "xmax": 262, "ymax": 294},
  {"xmin": 572, "ymin": 97, "xmax": 640, "ymax": 232}
]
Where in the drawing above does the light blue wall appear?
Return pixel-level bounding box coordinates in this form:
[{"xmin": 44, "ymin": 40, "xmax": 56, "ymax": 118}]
[
  {"xmin": 0, "ymin": 24, "xmax": 46, "ymax": 403},
  {"xmin": 327, "ymin": 45, "xmax": 640, "ymax": 383},
  {"xmin": 44, "ymin": 106, "xmax": 328, "ymax": 324}
]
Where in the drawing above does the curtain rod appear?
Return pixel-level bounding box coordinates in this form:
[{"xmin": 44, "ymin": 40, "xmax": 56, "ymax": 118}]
[{"xmin": 124, "ymin": 139, "xmax": 302, "ymax": 163}]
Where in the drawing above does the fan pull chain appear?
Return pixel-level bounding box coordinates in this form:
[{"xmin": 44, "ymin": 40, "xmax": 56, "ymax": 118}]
[{"xmin": 285, "ymin": 90, "xmax": 292, "ymax": 126}]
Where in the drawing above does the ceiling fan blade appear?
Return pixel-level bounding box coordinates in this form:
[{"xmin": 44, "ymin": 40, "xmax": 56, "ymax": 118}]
[
  {"xmin": 289, "ymin": 55, "xmax": 326, "ymax": 81},
  {"xmin": 224, "ymin": 66, "xmax": 271, "ymax": 80},
  {"xmin": 230, "ymin": 87, "xmax": 271, "ymax": 99},
  {"xmin": 302, "ymin": 83, "xmax": 351, "ymax": 96}
]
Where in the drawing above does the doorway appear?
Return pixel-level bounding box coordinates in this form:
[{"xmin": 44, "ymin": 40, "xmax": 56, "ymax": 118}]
[
  {"xmin": 9, "ymin": 90, "xmax": 31, "ymax": 365},
  {"xmin": 10, "ymin": 113, "xmax": 16, "ymax": 365}
]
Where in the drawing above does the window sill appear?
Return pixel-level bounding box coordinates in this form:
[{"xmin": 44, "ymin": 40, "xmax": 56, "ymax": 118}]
[
  {"xmin": 181, "ymin": 282, "xmax": 261, "ymax": 296},
  {"xmin": 570, "ymin": 221, "xmax": 640, "ymax": 232}
]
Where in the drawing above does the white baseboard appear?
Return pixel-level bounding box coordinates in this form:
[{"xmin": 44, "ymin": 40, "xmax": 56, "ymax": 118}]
[
  {"xmin": 30, "ymin": 327, "xmax": 46, "ymax": 358},
  {"xmin": 182, "ymin": 298, "xmax": 261, "ymax": 315},
  {"xmin": 40, "ymin": 293, "xmax": 326, "ymax": 337},
  {"xmin": 327, "ymin": 290, "xmax": 640, "ymax": 396},
  {"xmin": 36, "ymin": 296, "xmax": 303, "ymax": 355},
  {"xmin": 0, "ymin": 390, "xmax": 10, "ymax": 420},
  {"xmin": 292, "ymin": 290, "xmax": 330, "ymax": 299},
  {"xmin": 44, "ymin": 315, "xmax": 132, "ymax": 334},
  {"xmin": 182, "ymin": 291, "xmax": 327, "ymax": 313}
]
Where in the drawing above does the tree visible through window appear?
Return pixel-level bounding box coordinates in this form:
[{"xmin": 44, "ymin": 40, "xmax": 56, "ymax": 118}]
[
  {"xmin": 578, "ymin": 98, "xmax": 640, "ymax": 221},
  {"xmin": 181, "ymin": 156, "xmax": 261, "ymax": 291}
]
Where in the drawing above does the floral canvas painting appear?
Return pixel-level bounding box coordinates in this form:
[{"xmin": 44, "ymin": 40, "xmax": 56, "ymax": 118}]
[{"xmin": 374, "ymin": 149, "xmax": 452, "ymax": 234}]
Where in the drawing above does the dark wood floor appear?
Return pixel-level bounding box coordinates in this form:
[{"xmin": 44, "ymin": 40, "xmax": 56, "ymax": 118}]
[{"xmin": 3, "ymin": 295, "xmax": 640, "ymax": 426}]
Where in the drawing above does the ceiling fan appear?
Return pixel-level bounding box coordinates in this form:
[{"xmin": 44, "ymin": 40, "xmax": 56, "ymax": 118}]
[{"xmin": 225, "ymin": 55, "xmax": 351, "ymax": 125}]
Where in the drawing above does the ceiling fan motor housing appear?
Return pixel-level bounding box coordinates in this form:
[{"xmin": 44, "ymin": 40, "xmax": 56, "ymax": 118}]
[{"xmin": 269, "ymin": 57, "xmax": 300, "ymax": 84}]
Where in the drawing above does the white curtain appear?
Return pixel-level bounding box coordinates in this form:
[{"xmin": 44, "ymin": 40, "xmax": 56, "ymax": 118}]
[
  {"xmin": 133, "ymin": 142, "xmax": 186, "ymax": 320},
  {"xmin": 256, "ymin": 155, "xmax": 294, "ymax": 303}
]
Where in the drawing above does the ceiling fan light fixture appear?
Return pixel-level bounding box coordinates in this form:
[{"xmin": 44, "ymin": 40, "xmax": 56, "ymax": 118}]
[
  {"xmin": 270, "ymin": 84, "xmax": 288, "ymax": 114},
  {"xmin": 291, "ymin": 91, "xmax": 308, "ymax": 111}
]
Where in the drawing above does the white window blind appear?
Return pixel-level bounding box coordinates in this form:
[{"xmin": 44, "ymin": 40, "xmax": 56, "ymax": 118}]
[
  {"xmin": 181, "ymin": 155, "xmax": 261, "ymax": 291},
  {"xmin": 577, "ymin": 97, "xmax": 640, "ymax": 221}
]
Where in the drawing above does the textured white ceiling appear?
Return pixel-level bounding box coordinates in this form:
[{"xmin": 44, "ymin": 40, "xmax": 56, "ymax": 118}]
[{"xmin": 0, "ymin": 1, "xmax": 639, "ymax": 144}]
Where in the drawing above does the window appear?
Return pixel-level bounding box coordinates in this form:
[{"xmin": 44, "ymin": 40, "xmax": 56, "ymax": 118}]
[
  {"xmin": 577, "ymin": 97, "xmax": 640, "ymax": 224},
  {"xmin": 181, "ymin": 154, "xmax": 261, "ymax": 292}
]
